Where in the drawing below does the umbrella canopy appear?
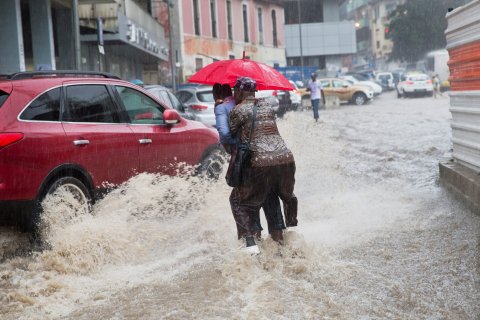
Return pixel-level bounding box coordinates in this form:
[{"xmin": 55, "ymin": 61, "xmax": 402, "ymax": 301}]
[{"xmin": 188, "ymin": 54, "xmax": 294, "ymax": 91}]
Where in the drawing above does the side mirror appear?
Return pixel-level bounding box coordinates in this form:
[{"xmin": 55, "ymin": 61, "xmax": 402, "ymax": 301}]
[{"xmin": 164, "ymin": 109, "xmax": 181, "ymax": 125}]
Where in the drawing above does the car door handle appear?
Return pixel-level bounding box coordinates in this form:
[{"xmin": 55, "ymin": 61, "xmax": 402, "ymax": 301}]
[
  {"xmin": 73, "ymin": 140, "xmax": 90, "ymax": 146},
  {"xmin": 139, "ymin": 139, "xmax": 152, "ymax": 144}
]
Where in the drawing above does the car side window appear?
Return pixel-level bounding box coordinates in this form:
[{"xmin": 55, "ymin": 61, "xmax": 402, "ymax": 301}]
[
  {"xmin": 332, "ymin": 80, "xmax": 343, "ymax": 88},
  {"xmin": 63, "ymin": 85, "xmax": 118, "ymax": 123},
  {"xmin": 320, "ymin": 80, "xmax": 330, "ymax": 88},
  {"xmin": 20, "ymin": 87, "xmax": 61, "ymax": 121},
  {"xmin": 177, "ymin": 91, "xmax": 193, "ymax": 103},
  {"xmin": 115, "ymin": 86, "xmax": 164, "ymax": 124},
  {"xmin": 158, "ymin": 90, "xmax": 173, "ymax": 109},
  {"xmin": 167, "ymin": 92, "xmax": 185, "ymax": 112}
]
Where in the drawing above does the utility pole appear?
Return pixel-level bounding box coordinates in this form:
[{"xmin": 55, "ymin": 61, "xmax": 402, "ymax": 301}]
[
  {"xmin": 166, "ymin": 0, "xmax": 176, "ymax": 92},
  {"xmin": 72, "ymin": 0, "xmax": 81, "ymax": 70},
  {"xmin": 297, "ymin": 0, "xmax": 304, "ymax": 82}
]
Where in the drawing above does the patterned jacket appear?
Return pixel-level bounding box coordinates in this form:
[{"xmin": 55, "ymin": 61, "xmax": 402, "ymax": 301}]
[{"xmin": 229, "ymin": 96, "xmax": 294, "ymax": 167}]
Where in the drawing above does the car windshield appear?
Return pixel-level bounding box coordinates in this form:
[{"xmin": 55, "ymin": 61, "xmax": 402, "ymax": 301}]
[
  {"xmin": 410, "ymin": 75, "xmax": 429, "ymax": 81},
  {"xmin": 196, "ymin": 91, "xmax": 214, "ymax": 102}
]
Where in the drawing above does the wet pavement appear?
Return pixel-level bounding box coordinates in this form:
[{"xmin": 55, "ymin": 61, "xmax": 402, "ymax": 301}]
[{"xmin": 1, "ymin": 91, "xmax": 479, "ymax": 319}]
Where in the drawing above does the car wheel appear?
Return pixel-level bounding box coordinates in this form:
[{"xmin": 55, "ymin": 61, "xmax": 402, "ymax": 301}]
[
  {"xmin": 29, "ymin": 177, "xmax": 92, "ymax": 242},
  {"xmin": 397, "ymin": 90, "xmax": 402, "ymax": 98},
  {"xmin": 353, "ymin": 92, "xmax": 367, "ymax": 105},
  {"xmin": 197, "ymin": 148, "xmax": 226, "ymax": 180},
  {"xmin": 403, "ymin": 91, "xmax": 408, "ymax": 98}
]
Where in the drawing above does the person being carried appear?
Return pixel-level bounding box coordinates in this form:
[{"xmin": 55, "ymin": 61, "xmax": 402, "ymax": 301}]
[
  {"xmin": 229, "ymin": 77, "xmax": 298, "ymax": 254},
  {"xmin": 214, "ymin": 83, "xmax": 285, "ymax": 245}
]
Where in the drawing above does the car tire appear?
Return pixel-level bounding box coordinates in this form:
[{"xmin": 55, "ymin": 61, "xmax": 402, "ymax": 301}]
[
  {"xmin": 197, "ymin": 148, "xmax": 226, "ymax": 180},
  {"xmin": 353, "ymin": 92, "xmax": 367, "ymax": 105},
  {"xmin": 397, "ymin": 90, "xmax": 402, "ymax": 98},
  {"xmin": 29, "ymin": 176, "xmax": 92, "ymax": 241},
  {"xmin": 403, "ymin": 91, "xmax": 408, "ymax": 98}
]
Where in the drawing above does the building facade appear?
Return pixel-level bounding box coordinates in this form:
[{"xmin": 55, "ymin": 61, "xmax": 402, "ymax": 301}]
[
  {"xmin": 341, "ymin": 0, "xmax": 404, "ymax": 70},
  {"xmin": 283, "ymin": 0, "xmax": 357, "ymax": 77},
  {"xmin": 157, "ymin": 0, "xmax": 287, "ymax": 83}
]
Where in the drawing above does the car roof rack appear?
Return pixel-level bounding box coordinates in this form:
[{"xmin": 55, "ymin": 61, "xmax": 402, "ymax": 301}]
[{"xmin": 5, "ymin": 70, "xmax": 120, "ymax": 80}]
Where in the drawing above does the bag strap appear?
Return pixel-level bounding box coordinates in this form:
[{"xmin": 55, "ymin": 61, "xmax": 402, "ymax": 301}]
[{"xmin": 246, "ymin": 102, "xmax": 257, "ymax": 148}]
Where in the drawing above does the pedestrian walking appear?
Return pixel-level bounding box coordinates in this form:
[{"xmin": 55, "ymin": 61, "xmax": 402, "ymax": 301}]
[
  {"xmin": 306, "ymin": 73, "xmax": 325, "ymax": 122},
  {"xmin": 229, "ymin": 77, "xmax": 298, "ymax": 254},
  {"xmin": 433, "ymin": 74, "xmax": 442, "ymax": 99},
  {"xmin": 214, "ymin": 83, "xmax": 286, "ymax": 246}
]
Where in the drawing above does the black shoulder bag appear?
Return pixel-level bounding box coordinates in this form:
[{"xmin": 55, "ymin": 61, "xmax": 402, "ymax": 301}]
[{"xmin": 226, "ymin": 104, "xmax": 257, "ymax": 187}]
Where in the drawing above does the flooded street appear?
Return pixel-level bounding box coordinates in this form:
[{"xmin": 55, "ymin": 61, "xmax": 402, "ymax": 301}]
[{"xmin": 1, "ymin": 92, "xmax": 479, "ymax": 319}]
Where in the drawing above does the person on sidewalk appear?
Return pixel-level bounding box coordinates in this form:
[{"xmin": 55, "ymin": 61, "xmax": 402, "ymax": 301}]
[
  {"xmin": 306, "ymin": 73, "xmax": 325, "ymax": 122},
  {"xmin": 229, "ymin": 77, "xmax": 298, "ymax": 253},
  {"xmin": 214, "ymin": 83, "xmax": 285, "ymax": 247}
]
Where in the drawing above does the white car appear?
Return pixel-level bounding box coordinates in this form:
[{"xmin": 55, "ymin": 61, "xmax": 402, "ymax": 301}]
[
  {"xmin": 396, "ymin": 73, "xmax": 434, "ymax": 98},
  {"xmin": 376, "ymin": 72, "xmax": 395, "ymax": 90},
  {"xmin": 288, "ymin": 80, "xmax": 302, "ymax": 110},
  {"xmin": 340, "ymin": 75, "xmax": 383, "ymax": 96}
]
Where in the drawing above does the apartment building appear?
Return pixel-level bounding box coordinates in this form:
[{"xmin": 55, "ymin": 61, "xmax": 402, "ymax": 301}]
[
  {"xmin": 341, "ymin": 0, "xmax": 404, "ymax": 70},
  {"xmin": 156, "ymin": 0, "xmax": 287, "ymax": 83}
]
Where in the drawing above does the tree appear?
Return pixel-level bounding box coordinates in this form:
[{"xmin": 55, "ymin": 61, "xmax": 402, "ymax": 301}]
[{"xmin": 389, "ymin": 0, "xmax": 468, "ymax": 63}]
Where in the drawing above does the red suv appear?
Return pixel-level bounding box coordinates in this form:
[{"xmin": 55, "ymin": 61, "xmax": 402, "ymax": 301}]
[{"xmin": 0, "ymin": 71, "xmax": 222, "ymax": 231}]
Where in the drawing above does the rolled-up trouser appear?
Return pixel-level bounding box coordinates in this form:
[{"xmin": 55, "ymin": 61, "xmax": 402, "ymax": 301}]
[
  {"xmin": 233, "ymin": 162, "xmax": 297, "ymax": 238},
  {"xmin": 230, "ymin": 187, "xmax": 285, "ymax": 239}
]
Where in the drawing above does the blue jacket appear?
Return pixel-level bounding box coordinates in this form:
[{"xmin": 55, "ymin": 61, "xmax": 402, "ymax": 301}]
[{"xmin": 214, "ymin": 96, "xmax": 237, "ymax": 145}]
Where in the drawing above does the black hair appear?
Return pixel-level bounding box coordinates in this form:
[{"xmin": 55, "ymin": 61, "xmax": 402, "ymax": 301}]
[
  {"xmin": 220, "ymin": 84, "xmax": 232, "ymax": 99},
  {"xmin": 212, "ymin": 83, "xmax": 222, "ymax": 100}
]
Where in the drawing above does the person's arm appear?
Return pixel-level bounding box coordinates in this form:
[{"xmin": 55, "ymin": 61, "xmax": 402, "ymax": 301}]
[{"xmin": 215, "ymin": 105, "xmax": 236, "ymax": 145}]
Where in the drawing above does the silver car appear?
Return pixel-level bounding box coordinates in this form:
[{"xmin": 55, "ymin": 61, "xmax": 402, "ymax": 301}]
[
  {"xmin": 144, "ymin": 85, "xmax": 196, "ymax": 121},
  {"xmin": 176, "ymin": 85, "xmax": 216, "ymax": 126}
]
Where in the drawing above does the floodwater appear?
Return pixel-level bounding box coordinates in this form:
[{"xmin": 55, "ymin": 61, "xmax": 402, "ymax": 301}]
[{"xmin": 1, "ymin": 92, "xmax": 479, "ymax": 319}]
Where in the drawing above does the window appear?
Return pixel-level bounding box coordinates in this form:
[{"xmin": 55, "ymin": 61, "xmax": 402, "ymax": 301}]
[
  {"xmin": 158, "ymin": 90, "xmax": 173, "ymax": 108},
  {"xmin": 167, "ymin": 92, "xmax": 186, "ymax": 113},
  {"xmin": 63, "ymin": 85, "xmax": 118, "ymax": 123},
  {"xmin": 210, "ymin": 0, "xmax": 217, "ymax": 38},
  {"xmin": 229, "ymin": 54, "xmax": 235, "ymax": 60},
  {"xmin": 196, "ymin": 91, "xmax": 214, "ymax": 103},
  {"xmin": 115, "ymin": 86, "xmax": 164, "ymax": 124},
  {"xmin": 0, "ymin": 91, "xmax": 9, "ymax": 109},
  {"xmin": 195, "ymin": 58, "xmax": 203, "ymax": 71},
  {"xmin": 149, "ymin": 89, "xmax": 171, "ymax": 108},
  {"xmin": 258, "ymin": 8, "xmax": 263, "ymax": 45},
  {"xmin": 243, "ymin": 4, "xmax": 249, "ymax": 42},
  {"xmin": 332, "ymin": 80, "xmax": 344, "ymax": 88},
  {"xmin": 226, "ymin": 0, "xmax": 233, "ymax": 40},
  {"xmin": 272, "ymin": 10, "xmax": 278, "ymax": 47},
  {"xmin": 320, "ymin": 80, "xmax": 330, "ymax": 88},
  {"xmin": 377, "ymin": 41, "xmax": 380, "ymax": 49},
  {"xmin": 193, "ymin": 0, "xmax": 200, "ymax": 36},
  {"xmin": 20, "ymin": 88, "xmax": 60, "ymax": 121},
  {"xmin": 177, "ymin": 91, "xmax": 194, "ymax": 103}
]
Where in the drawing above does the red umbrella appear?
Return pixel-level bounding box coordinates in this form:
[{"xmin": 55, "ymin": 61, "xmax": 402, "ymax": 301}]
[{"xmin": 188, "ymin": 52, "xmax": 294, "ymax": 91}]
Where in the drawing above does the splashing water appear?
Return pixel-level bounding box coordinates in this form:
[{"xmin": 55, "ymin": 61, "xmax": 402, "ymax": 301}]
[{"xmin": 0, "ymin": 93, "xmax": 479, "ymax": 319}]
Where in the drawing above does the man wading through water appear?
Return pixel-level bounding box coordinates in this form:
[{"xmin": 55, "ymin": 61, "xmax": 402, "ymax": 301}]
[
  {"xmin": 230, "ymin": 77, "xmax": 298, "ymax": 254},
  {"xmin": 214, "ymin": 83, "xmax": 286, "ymax": 249}
]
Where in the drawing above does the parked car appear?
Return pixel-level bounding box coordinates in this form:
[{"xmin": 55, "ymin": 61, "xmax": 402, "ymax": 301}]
[
  {"xmin": 340, "ymin": 75, "xmax": 383, "ymax": 96},
  {"xmin": 318, "ymin": 78, "xmax": 374, "ymax": 105},
  {"xmin": 375, "ymin": 72, "xmax": 395, "ymax": 91},
  {"xmin": 176, "ymin": 85, "xmax": 216, "ymax": 127},
  {"xmin": 256, "ymin": 89, "xmax": 291, "ymax": 117},
  {"xmin": 396, "ymin": 72, "xmax": 434, "ymax": 98},
  {"xmin": 288, "ymin": 80, "xmax": 302, "ymax": 110},
  {"xmin": 144, "ymin": 85, "xmax": 196, "ymax": 121},
  {"xmin": 0, "ymin": 71, "xmax": 222, "ymax": 232}
]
